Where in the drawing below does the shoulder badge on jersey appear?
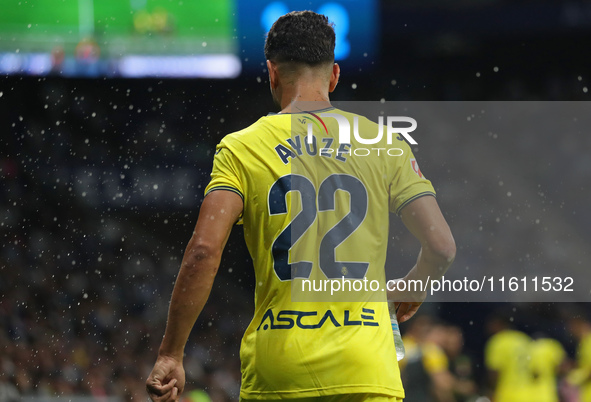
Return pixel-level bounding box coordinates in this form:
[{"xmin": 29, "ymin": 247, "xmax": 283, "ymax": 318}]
[{"xmin": 410, "ymin": 158, "xmax": 423, "ymax": 178}]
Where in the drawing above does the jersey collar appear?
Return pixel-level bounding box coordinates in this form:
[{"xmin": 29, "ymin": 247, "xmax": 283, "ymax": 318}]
[{"xmin": 267, "ymin": 106, "xmax": 336, "ymax": 116}]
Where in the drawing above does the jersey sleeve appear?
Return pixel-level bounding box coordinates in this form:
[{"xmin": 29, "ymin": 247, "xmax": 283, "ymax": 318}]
[
  {"xmin": 204, "ymin": 140, "xmax": 245, "ymax": 223},
  {"xmin": 484, "ymin": 334, "xmax": 504, "ymax": 371},
  {"xmin": 549, "ymin": 339, "xmax": 566, "ymax": 367},
  {"xmin": 578, "ymin": 335, "xmax": 591, "ymax": 369},
  {"xmin": 389, "ymin": 141, "xmax": 436, "ymax": 215}
]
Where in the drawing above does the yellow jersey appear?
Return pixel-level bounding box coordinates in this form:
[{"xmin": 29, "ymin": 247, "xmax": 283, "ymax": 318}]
[
  {"xmin": 205, "ymin": 107, "xmax": 435, "ymax": 399},
  {"xmin": 485, "ymin": 329, "xmax": 534, "ymax": 402},
  {"xmin": 529, "ymin": 338, "xmax": 565, "ymax": 402}
]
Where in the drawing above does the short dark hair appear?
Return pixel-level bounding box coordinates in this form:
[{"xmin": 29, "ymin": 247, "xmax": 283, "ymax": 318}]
[{"xmin": 264, "ymin": 11, "xmax": 335, "ymax": 66}]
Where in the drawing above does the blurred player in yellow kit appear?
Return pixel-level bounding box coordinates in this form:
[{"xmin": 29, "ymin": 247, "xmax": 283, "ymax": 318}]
[
  {"xmin": 485, "ymin": 313, "xmax": 533, "ymax": 402},
  {"xmin": 400, "ymin": 317, "xmax": 456, "ymax": 402},
  {"xmin": 146, "ymin": 11, "xmax": 455, "ymax": 402},
  {"xmin": 529, "ymin": 337, "xmax": 567, "ymax": 402},
  {"xmin": 485, "ymin": 312, "xmax": 566, "ymax": 402}
]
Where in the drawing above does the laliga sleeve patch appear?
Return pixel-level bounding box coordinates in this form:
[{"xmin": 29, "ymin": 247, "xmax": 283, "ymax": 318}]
[{"xmin": 410, "ymin": 158, "xmax": 423, "ymax": 178}]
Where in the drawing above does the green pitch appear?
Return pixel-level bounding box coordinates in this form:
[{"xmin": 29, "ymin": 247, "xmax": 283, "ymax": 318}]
[{"xmin": 0, "ymin": 0, "xmax": 235, "ymax": 55}]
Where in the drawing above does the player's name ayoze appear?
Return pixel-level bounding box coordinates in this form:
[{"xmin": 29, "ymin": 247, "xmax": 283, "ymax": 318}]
[{"xmin": 274, "ymin": 134, "xmax": 406, "ymax": 164}]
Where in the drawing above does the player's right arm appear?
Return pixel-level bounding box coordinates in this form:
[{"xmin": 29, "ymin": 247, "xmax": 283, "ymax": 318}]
[
  {"xmin": 146, "ymin": 190, "xmax": 243, "ymax": 402},
  {"xmin": 146, "ymin": 136, "xmax": 246, "ymax": 402},
  {"xmin": 389, "ymin": 195, "xmax": 456, "ymax": 323}
]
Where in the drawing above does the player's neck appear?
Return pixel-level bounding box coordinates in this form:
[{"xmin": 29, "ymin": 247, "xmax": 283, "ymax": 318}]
[{"xmin": 278, "ymin": 80, "xmax": 332, "ymax": 113}]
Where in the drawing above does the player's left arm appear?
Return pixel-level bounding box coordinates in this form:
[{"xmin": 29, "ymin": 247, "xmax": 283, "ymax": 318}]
[
  {"xmin": 388, "ymin": 196, "xmax": 455, "ymax": 322},
  {"xmin": 146, "ymin": 190, "xmax": 243, "ymax": 402}
]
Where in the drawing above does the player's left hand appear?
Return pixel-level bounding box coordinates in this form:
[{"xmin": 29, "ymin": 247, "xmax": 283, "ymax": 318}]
[
  {"xmin": 393, "ymin": 301, "xmax": 424, "ymax": 323},
  {"xmin": 146, "ymin": 355, "xmax": 185, "ymax": 402},
  {"xmin": 387, "ymin": 278, "xmax": 426, "ymax": 323}
]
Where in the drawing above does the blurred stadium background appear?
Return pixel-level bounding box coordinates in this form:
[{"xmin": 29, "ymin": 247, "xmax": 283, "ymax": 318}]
[{"xmin": 1, "ymin": 0, "xmax": 591, "ymax": 401}]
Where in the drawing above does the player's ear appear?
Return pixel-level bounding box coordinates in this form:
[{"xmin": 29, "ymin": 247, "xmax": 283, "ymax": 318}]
[
  {"xmin": 329, "ymin": 63, "xmax": 340, "ymax": 92},
  {"xmin": 267, "ymin": 60, "xmax": 279, "ymax": 90}
]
